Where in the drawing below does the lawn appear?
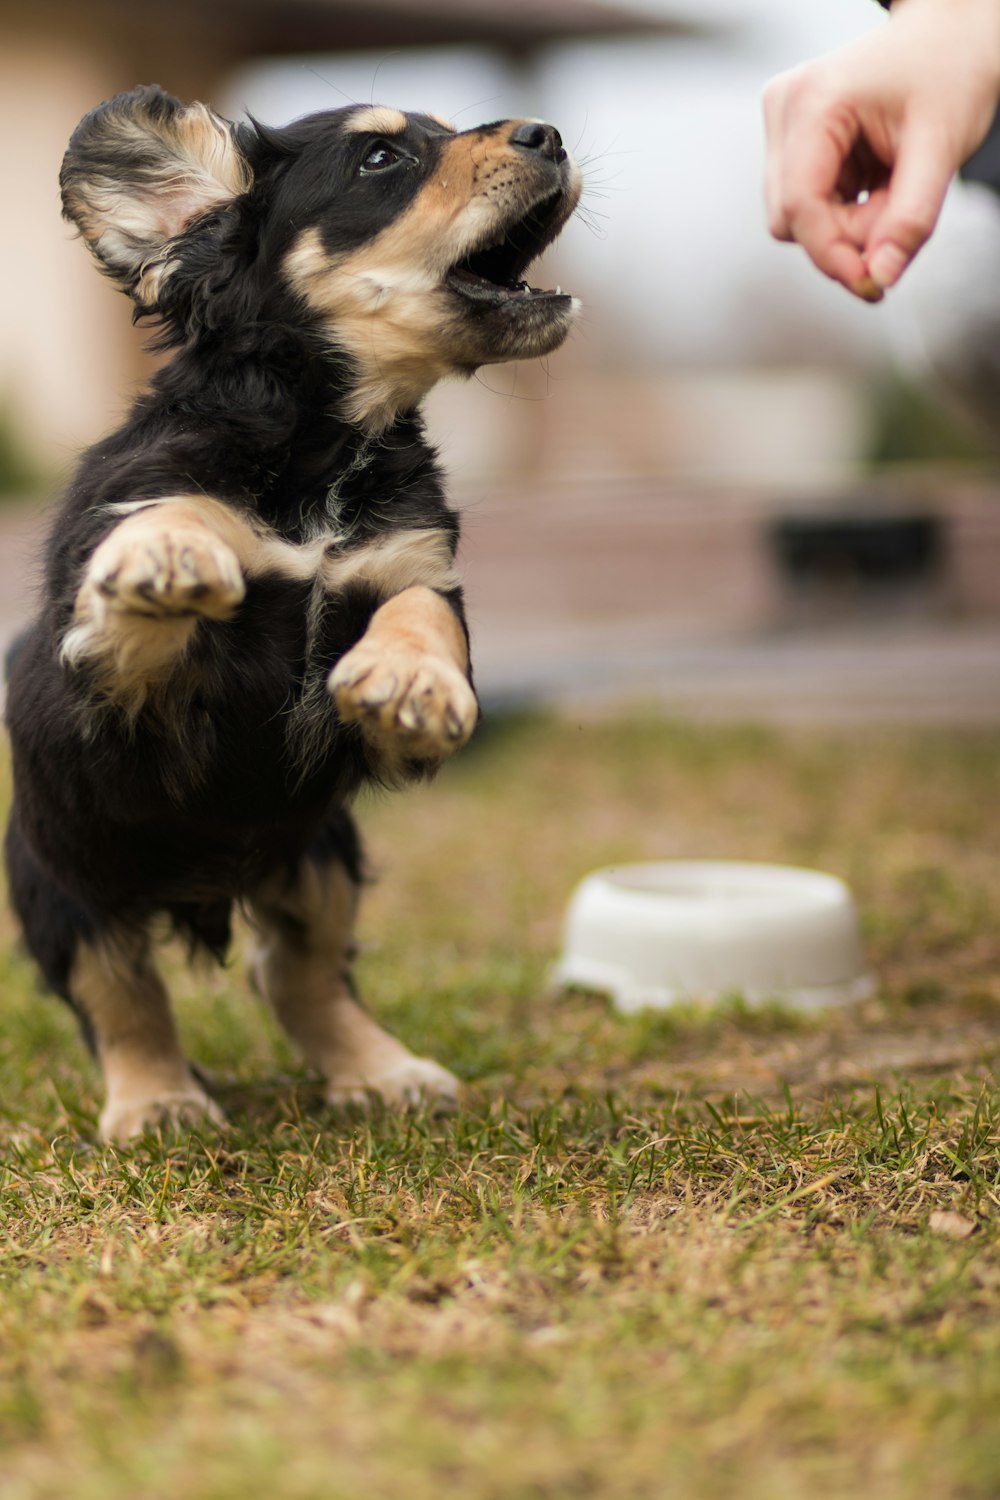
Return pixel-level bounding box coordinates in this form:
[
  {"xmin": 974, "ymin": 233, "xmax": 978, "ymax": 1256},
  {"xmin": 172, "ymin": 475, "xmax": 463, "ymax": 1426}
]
[{"xmin": 1, "ymin": 710, "xmax": 999, "ymax": 1500}]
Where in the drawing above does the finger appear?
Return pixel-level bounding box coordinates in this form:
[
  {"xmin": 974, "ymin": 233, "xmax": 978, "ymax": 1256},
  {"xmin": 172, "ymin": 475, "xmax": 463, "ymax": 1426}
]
[
  {"xmin": 840, "ymin": 186, "xmax": 891, "ymax": 247},
  {"xmin": 763, "ymin": 71, "xmax": 885, "ymax": 299},
  {"xmin": 762, "ymin": 77, "xmax": 794, "ymax": 240},
  {"xmin": 865, "ymin": 126, "xmax": 956, "ymax": 288},
  {"xmin": 767, "ymin": 91, "xmax": 863, "ymax": 255},
  {"xmin": 762, "ymin": 69, "xmax": 839, "ymax": 242},
  {"xmin": 781, "ymin": 195, "xmax": 884, "ymax": 300}
]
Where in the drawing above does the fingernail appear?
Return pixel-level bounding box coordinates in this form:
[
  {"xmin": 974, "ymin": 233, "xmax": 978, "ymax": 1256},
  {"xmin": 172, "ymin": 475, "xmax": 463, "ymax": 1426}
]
[
  {"xmin": 867, "ymin": 243, "xmax": 908, "ymax": 290},
  {"xmin": 856, "ymin": 276, "xmax": 884, "ymax": 304}
]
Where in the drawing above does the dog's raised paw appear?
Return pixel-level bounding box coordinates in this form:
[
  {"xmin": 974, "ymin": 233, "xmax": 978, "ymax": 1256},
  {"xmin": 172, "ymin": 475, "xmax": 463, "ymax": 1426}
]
[
  {"xmin": 329, "ymin": 645, "xmax": 478, "ymax": 762},
  {"xmin": 99, "ymin": 1086, "xmax": 226, "ymax": 1144},
  {"xmin": 90, "ymin": 525, "xmax": 245, "ymax": 620},
  {"xmin": 326, "ymin": 1056, "xmax": 461, "ymax": 1113}
]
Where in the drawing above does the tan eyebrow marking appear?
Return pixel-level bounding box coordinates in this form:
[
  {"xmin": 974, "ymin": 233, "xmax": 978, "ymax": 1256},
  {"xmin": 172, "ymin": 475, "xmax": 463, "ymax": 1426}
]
[
  {"xmin": 427, "ymin": 112, "xmax": 456, "ymax": 133},
  {"xmin": 347, "ymin": 106, "xmax": 408, "ymax": 136}
]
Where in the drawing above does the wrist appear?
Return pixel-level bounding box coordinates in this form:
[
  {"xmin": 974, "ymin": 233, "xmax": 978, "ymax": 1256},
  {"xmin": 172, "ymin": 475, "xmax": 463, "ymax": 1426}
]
[
  {"xmin": 889, "ymin": 0, "xmax": 1000, "ymax": 75},
  {"xmin": 888, "ymin": 0, "xmax": 1000, "ymax": 118}
]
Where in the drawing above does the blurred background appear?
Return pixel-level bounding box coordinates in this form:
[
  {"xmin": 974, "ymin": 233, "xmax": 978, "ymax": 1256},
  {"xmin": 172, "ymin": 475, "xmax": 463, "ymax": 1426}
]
[{"xmin": 2, "ymin": 0, "xmax": 1000, "ymax": 723}]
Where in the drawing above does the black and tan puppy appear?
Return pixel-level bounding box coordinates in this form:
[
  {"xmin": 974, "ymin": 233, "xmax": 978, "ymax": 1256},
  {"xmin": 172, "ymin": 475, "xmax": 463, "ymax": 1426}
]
[{"xmin": 5, "ymin": 86, "xmax": 580, "ymax": 1141}]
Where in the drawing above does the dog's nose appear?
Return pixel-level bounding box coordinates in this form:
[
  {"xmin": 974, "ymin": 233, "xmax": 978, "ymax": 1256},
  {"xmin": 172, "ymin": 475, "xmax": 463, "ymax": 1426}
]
[{"xmin": 509, "ymin": 121, "xmax": 566, "ymax": 163}]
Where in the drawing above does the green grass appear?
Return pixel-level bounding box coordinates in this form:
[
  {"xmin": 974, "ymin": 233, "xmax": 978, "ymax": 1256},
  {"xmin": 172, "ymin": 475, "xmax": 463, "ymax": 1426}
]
[{"xmin": 1, "ymin": 711, "xmax": 999, "ymax": 1500}]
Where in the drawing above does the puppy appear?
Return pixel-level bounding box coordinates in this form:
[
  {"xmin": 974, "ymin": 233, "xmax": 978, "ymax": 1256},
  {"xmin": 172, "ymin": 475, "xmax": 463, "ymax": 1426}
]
[{"xmin": 5, "ymin": 85, "xmax": 580, "ymax": 1141}]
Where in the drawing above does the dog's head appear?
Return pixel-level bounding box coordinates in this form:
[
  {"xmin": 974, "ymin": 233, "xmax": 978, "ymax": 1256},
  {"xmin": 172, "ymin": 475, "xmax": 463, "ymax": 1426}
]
[{"xmin": 61, "ymin": 85, "xmax": 582, "ymax": 430}]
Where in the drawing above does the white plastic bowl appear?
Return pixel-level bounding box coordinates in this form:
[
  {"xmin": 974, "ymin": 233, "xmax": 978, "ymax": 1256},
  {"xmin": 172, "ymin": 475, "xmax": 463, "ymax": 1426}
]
[{"xmin": 554, "ymin": 860, "xmax": 874, "ymax": 1013}]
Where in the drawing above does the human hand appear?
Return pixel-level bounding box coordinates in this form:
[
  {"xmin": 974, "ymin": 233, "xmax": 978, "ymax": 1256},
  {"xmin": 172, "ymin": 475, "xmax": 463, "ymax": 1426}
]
[{"xmin": 763, "ymin": 0, "xmax": 1000, "ymax": 300}]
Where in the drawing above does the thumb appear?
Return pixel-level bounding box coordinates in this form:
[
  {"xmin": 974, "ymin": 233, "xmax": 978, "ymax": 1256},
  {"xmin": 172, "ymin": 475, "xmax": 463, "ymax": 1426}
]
[{"xmin": 866, "ymin": 126, "xmax": 956, "ymax": 289}]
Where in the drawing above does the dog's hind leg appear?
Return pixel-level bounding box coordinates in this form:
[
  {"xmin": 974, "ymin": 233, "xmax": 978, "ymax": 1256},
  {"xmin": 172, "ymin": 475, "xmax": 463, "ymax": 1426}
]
[
  {"xmin": 6, "ymin": 809, "xmax": 221, "ymax": 1142},
  {"xmin": 70, "ymin": 928, "xmax": 224, "ymax": 1143},
  {"xmin": 246, "ymin": 811, "xmax": 460, "ymax": 1111}
]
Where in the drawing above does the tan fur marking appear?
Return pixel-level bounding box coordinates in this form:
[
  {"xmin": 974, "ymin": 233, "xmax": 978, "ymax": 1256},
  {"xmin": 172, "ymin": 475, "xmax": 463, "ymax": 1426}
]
[
  {"xmin": 322, "ymin": 528, "xmax": 459, "ymax": 598},
  {"xmin": 329, "ymin": 584, "xmax": 477, "ymax": 770},
  {"xmin": 63, "ymin": 496, "xmax": 249, "ymax": 715},
  {"xmin": 426, "ymin": 112, "xmax": 456, "ymax": 132},
  {"xmin": 346, "ymin": 106, "xmax": 409, "ymax": 136},
  {"xmin": 284, "ymin": 121, "xmax": 581, "ymax": 430},
  {"xmin": 247, "ymin": 861, "xmax": 459, "ymax": 1107},
  {"xmin": 88, "ymin": 496, "xmax": 459, "ymax": 596},
  {"xmin": 284, "ymin": 531, "xmax": 461, "ymax": 780},
  {"xmin": 64, "ymin": 494, "xmax": 309, "ymax": 711},
  {"xmin": 286, "ymin": 227, "xmax": 457, "ymax": 430},
  {"xmin": 71, "ymin": 933, "xmax": 221, "ymax": 1142},
  {"xmin": 65, "ymin": 100, "xmax": 251, "ymax": 304},
  {"xmin": 357, "ymin": 584, "xmax": 469, "ymax": 673},
  {"xmin": 63, "ymin": 604, "xmax": 199, "ymax": 712},
  {"xmin": 65, "ymin": 492, "xmax": 461, "ymax": 722}
]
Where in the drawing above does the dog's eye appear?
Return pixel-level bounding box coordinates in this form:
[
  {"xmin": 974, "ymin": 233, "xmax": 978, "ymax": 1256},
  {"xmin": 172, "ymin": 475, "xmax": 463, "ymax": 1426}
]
[{"xmin": 360, "ymin": 140, "xmax": 402, "ymax": 174}]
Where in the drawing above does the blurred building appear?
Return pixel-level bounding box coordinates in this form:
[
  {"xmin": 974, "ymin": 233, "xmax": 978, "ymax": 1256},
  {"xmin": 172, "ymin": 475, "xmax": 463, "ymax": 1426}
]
[
  {"xmin": 2, "ymin": 0, "xmax": 998, "ymax": 725},
  {"xmin": 2, "ymin": 0, "xmax": 895, "ymax": 489},
  {"xmin": 0, "ymin": 0, "xmax": 695, "ymax": 473}
]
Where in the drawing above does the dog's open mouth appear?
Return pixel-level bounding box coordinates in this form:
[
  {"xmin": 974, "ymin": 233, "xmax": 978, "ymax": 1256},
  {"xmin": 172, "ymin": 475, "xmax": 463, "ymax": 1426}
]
[{"xmin": 445, "ymin": 191, "xmax": 572, "ymax": 307}]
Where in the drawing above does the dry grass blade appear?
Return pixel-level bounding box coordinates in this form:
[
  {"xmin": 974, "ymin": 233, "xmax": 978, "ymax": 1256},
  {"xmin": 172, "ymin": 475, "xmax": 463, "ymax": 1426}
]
[{"xmin": 1, "ymin": 710, "xmax": 999, "ymax": 1500}]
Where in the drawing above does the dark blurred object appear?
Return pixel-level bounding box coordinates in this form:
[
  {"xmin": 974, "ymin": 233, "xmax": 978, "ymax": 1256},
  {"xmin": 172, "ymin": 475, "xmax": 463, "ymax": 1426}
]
[
  {"xmin": 962, "ymin": 102, "xmax": 1000, "ymax": 194},
  {"xmin": 770, "ymin": 511, "xmax": 943, "ymax": 601},
  {"xmin": 228, "ymin": 0, "xmax": 706, "ymax": 52},
  {"xmin": 27, "ymin": 0, "xmax": 704, "ymax": 68}
]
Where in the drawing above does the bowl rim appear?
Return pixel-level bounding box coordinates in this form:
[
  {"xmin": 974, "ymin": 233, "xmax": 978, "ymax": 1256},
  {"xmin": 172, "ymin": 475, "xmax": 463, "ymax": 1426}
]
[{"xmin": 555, "ymin": 858, "xmax": 874, "ymax": 1013}]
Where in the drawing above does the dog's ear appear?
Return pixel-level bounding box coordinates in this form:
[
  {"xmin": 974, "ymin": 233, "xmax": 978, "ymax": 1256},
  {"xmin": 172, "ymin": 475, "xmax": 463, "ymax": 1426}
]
[{"xmin": 60, "ymin": 84, "xmax": 252, "ymax": 308}]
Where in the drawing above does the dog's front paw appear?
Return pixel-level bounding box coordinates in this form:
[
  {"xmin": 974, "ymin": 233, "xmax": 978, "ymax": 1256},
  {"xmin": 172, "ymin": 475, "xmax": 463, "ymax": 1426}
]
[
  {"xmin": 326, "ymin": 1056, "xmax": 461, "ymax": 1113},
  {"xmin": 100, "ymin": 1086, "xmax": 226, "ymax": 1144},
  {"xmin": 90, "ymin": 524, "xmax": 245, "ymax": 620},
  {"xmin": 329, "ymin": 644, "xmax": 478, "ymax": 762}
]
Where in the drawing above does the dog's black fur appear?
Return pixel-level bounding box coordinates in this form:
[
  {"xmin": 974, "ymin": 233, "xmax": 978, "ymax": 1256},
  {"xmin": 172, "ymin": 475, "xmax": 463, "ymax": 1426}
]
[{"xmin": 5, "ymin": 86, "xmax": 580, "ymax": 1138}]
